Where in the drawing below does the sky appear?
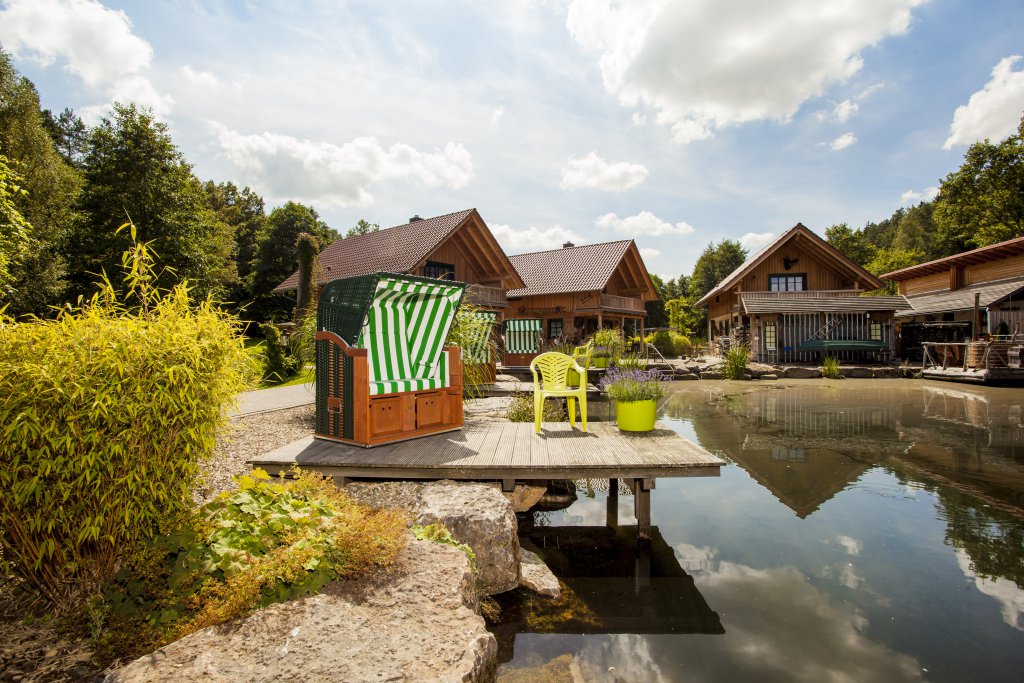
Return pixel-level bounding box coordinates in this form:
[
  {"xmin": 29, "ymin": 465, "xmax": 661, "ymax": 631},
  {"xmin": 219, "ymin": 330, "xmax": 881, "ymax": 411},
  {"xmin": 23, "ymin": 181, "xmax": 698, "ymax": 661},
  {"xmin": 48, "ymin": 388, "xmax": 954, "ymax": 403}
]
[{"xmin": 1, "ymin": 0, "xmax": 1023, "ymax": 280}]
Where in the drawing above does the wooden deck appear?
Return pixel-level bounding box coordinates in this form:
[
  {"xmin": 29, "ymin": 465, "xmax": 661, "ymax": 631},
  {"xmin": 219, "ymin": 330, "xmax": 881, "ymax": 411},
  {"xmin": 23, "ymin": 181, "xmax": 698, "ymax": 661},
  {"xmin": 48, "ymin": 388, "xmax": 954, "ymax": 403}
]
[{"xmin": 249, "ymin": 418, "xmax": 723, "ymax": 482}]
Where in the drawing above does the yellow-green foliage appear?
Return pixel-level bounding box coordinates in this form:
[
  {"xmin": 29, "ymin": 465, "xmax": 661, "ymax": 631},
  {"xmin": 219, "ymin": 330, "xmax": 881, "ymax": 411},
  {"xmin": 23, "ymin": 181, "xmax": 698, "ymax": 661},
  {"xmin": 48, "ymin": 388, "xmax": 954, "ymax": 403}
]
[
  {"xmin": 411, "ymin": 522, "xmax": 475, "ymax": 571},
  {"xmin": 723, "ymin": 345, "xmax": 750, "ymax": 380},
  {"xmin": 645, "ymin": 330, "xmax": 691, "ymax": 357},
  {"xmin": 446, "ymin": 301, "xmax": 497, "ymax": 397},
  {"xmin": 99, "ymin": 468, "xmax": 407, "ymax": 660},
  {"xmin": 821, "ymin": 355, "xmax": 842, "ymax": 379},
  {"xmin": 505, "ymin": 389, "xmax": 565, "ymax": 423},
  {"xmin": 0, "ymin": 228, "xmax": 255, "ymax": 604}
]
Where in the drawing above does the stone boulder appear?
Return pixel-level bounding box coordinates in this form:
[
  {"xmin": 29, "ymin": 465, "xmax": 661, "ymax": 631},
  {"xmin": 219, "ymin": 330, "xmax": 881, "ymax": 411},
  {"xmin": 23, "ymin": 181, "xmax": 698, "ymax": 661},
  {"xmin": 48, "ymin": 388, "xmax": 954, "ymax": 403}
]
[
  {"xmin": 674, "ymin": 372, "xmax": 700, "ymax": 381},
  {"xmin": 841, "ymin": 366, "xmax": 871, "ymax": 378},
  {"xmin": 700, "ymin": 368, "xmax": 725, "ymax": 380},
  {"xmin": 346, "ymin": 480, "xmax": 520, "ymax": 596},
  {"xmin": 779, "ymin": 366, "xmax": 821, "ymax": 379},
  {"xmin": 873, "ymin": 367, "xmax": 898, "ymax": 378},
  {"xmin": 519, "ymin": 549, "xmax": 561, "ymax": 598},
  {"xmin": 110, "ymin": 533, "xmax": 496, "ymax": 683},
  {"xmin": 759, "ymin": 373, "xmax": 778, "ymax": 380}
]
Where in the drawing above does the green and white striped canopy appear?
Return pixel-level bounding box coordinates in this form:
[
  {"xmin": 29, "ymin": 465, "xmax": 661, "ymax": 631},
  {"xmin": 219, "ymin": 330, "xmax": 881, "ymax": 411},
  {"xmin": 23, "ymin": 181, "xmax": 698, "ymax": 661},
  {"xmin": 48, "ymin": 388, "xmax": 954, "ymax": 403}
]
[
  {"xmin": 355, "ymin": 275, "xmax": 465, "ymax": 395},
  {"xmin": 463, "ymin": 311, "xmax": 498, "ymax": 364},
  {"xmin": 506, "ymin": 318, "xmax": 542, "ymax": 354}
]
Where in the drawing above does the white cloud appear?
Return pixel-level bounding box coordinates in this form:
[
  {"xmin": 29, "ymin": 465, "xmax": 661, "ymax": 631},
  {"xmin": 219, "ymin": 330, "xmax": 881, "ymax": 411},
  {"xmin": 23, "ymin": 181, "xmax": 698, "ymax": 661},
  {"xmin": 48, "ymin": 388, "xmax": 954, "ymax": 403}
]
[
  {"xmin": 596, "ymin": 210, "xmax": 695, "ymax": 236},
  {"xmin": 899, "ymin": 186, "xmax": 938, "ymax": 205},
  {"xmin": 835, "ymin": 535, "xmax": 863, "ymax": 556},
  {"xmin": 180, "ymin": 65, "xmax": 219, "ymax": 88},
  {"xmin": 212, "ymin": 125, "xmax": 474, "ymax": 208},
  {"xmin": 831, "ymin": 132, "xmax": 857, "ymax": 150},
  {"xmin": 565, "ymin": 0, "xmax": 923, "ymax": 143},
  {"xmin": 490, "ymin": 223, "xmax": 584, "ymax": 252},
  {"xmin": 944, "ymin": 55, "xmax": 1024, "ymax": 149},
  {"xmin": 490, "ymin": 106, "xmax": 505, "ymax": 129},
  {"xmin": 560, "ymin": 151, "xmax": 649, "ymax": 191},
  {"xmin": 833, "ymin": 99, "xmax": 859, "ymax": 123},
  {"xmin": 956, "ymin": 549, "xmax": 1024, "ymax": 630},
  {"xmin": 639, "ymin": 247, "xmax": 661, "ymax": 258},
  {"xmin": 108, "ymin": 75, "xmax": 174, "ymax": 116},
  {"xmin": 740, "ymin": 231, "xmax": 776, "ymax": 251},
  {"xmin": 0, "ymin": 0, "xmax": 152, "ymax": 87}
]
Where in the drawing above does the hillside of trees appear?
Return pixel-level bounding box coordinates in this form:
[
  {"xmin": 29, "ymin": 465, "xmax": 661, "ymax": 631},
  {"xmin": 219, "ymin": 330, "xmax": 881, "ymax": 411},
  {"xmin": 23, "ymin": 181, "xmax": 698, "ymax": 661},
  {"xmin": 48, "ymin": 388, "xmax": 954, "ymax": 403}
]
[
  {"xmin": 0, "ymin": 49, "xmax": 346, "ymax": 326},
  {"xmin": 648, "ymin": 115, "xmax": 1024, "ymax": 335}
]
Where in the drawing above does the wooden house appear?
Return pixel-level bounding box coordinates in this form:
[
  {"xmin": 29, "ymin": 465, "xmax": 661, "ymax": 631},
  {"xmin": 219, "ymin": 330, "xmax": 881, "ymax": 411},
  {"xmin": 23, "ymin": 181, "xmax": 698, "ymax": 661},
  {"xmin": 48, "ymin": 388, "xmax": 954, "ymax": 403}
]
[
  {"xmin": 882, "ymin": 235, "xmax": 1024, "ymax": 360},
  {"xmin": 274, "ymin": 208, "xmax": 525, "ymax": 317},
  {"xmin": 503, "ymin": 240, "xmax": 658, "ymax": 366},
  {"xmin": 696, "ymin": 223, "xmax": 908, "ymax": 363}
]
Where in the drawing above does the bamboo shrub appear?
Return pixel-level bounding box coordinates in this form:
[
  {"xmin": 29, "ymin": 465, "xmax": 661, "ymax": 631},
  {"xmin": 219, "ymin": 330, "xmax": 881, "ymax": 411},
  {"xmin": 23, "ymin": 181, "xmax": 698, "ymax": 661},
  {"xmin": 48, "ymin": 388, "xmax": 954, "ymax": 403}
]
[{"xmin": 0, "ymin": 225, "xmax": 254, "ymax": 604}]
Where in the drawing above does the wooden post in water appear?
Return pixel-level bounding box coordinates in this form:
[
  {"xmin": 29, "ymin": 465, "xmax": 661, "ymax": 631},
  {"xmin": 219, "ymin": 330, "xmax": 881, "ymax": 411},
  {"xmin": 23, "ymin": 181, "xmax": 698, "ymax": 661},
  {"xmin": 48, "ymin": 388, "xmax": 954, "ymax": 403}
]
[
  {"xmin": 607, "ymin": 477, "xmax": 618, "ymax": 528},
  {"xmin": 633, "ymin": 478, "xmax": 654, "ymax": 539}
]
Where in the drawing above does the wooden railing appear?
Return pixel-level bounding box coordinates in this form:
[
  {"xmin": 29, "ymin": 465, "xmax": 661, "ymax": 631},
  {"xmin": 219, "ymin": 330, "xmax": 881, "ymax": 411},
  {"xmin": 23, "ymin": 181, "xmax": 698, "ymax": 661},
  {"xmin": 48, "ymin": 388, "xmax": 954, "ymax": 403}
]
[
  {"xmin": 465, "ymin": 284, "xmax": 508, "ymax": 308},
  {"xmin": 600, "ymin": 293, "xmax": 645, "ymax": 312},
  {"xmin": 737, "ymin": 289, "xmax": 865, "ymax": 299}
]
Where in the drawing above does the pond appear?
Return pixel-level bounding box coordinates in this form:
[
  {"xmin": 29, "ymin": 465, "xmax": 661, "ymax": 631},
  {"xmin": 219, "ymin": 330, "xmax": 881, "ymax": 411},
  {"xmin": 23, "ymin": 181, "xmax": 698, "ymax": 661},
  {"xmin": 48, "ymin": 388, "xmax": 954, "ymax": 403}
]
[{"xmin": 492, "ymin": 379, "xmax": 1024, "ymax": 683}]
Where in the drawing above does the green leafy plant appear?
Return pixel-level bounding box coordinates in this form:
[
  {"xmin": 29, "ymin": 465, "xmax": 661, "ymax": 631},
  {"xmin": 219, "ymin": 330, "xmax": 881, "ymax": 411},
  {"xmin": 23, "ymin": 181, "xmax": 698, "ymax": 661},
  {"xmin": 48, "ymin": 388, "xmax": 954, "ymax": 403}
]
[
  {"xmin": 591, "ymin": 328, "xmax": 626, "ymax": 362},
  {"xmin": 411, "ymin": 523, "xmax": 475, "ymax": 571},
  {"xmin": 644, "ymin": 330, "xmax": 691, "ymax": 357},
  {"xmin": 98, "ymin": 468, "xmax": 406, "ymax": 660},
  {"xmin": 614, "ymin": 353, "xmax": 648, "ymax": 370},
  {"xmin": 0, "ymin": 224, "xmax": 255, "ymax": 605},
  {"xmin": 723, "ymin": 345, "xmax": 750, "ymax": 379},
  {"xmin": 599, "ymin": 367, "xmax": 666, "ymax": 402},
  {"xmin": 821, "ymin": 355, "xmax": 842, "ymax": 379},
  {"xmin": 260, "ymin": 321, "xmax": 299, "ymax": 383},
  {"xmin": 445, "ymin": 301, "xmax": 498, "ymax": 398}
]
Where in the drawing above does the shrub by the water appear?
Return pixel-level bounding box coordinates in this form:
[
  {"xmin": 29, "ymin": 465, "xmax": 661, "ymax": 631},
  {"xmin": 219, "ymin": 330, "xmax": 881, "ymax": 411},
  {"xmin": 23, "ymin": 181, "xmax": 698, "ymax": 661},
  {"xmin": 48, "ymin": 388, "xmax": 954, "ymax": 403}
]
[
  {"xmin": 260, "ymin": 321, "xmax": 298, "ymax": 383},
  {"xmin": 645, "ymin": 330, "xmax": 691, "ymax": 357},
  {"xmin": 0, "ymin": 229, "xmax": 254, "ymax": 605},
  {"xmin": 821, "ymin": 355, "xmax": 842, "ymax": 379},
  {"xmin": 723, "ymin": 345, "xmax": 750, "ymax": 380}
]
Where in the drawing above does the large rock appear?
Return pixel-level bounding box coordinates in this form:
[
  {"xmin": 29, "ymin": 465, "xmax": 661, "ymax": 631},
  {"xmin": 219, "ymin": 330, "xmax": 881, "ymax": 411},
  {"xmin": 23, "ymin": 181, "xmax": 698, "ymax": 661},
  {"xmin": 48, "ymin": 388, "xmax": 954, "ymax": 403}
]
[
  {"xmin": 519, "ymin": 549, "xmax": 561, "ymax": 598},
  {"xmin": 779, "ymin": 366, "xmax": 821, "ymax": 379},
  {"xmin": 873, "ymin": 367, "xmax": 898, "ymax": 378},
  {"xmin": 347, "ymin": 480, "xmax": 521, "ymax": 596},
  {"xmin": 419, "ymin": 481, "xmax": 520, "ymax": 595},
  {"xmin": 110, "ymin": 533, "xmax": 496, "ymax": 683}
]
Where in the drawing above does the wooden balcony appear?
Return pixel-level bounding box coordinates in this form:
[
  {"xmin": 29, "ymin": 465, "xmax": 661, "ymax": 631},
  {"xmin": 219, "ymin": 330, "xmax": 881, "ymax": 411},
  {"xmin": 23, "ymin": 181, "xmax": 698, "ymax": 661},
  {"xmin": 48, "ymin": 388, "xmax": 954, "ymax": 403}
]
[
  {"xmin": 599, "ymin": 293, "xmax": 645, "ymax": 313},
  {"xmin": 737, "ymin": 289, "xmax": 865, "ymax": 299},
  {"xmin": 465, "ymin": 284, "xmax": 509, "ymax": 308}
]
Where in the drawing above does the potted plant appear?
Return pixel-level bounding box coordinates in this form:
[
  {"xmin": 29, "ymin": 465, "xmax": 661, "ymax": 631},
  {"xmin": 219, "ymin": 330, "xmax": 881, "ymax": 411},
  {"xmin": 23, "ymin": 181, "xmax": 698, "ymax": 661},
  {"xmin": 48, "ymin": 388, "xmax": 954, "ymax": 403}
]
[
  {"xmin": 591, "ymin": 328, "xmax": 625, "ymax": 368},
  {"xmin": 599, "ymin": 366, "xmax": 666, "ymax": 432}
]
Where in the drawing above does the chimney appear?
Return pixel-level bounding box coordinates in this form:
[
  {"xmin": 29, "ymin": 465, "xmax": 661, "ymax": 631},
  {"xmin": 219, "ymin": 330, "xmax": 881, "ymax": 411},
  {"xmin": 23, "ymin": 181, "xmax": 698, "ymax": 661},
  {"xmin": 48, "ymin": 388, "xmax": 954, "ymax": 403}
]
[
  {"xmin": 563, "ymin": 241, "xmax": 575, "ymax": 248},
  {"xmin": 409, "ymin": 214, "xmax": 423, "ymax": 222}
]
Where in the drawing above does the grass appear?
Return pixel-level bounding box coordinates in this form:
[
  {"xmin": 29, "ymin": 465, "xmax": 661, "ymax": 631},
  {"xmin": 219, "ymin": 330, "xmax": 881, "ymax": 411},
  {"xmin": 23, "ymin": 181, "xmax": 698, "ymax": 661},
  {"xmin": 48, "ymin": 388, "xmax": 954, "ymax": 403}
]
[
  {"xmin": 243, "ymin": 337, "xmax": 313, "ymax": 388},
  {"xmin": 276, "ymin": 366, "xmax": 314, "ymax": 387},
  {"xmin": 723, "ymin": 346, "xmax": 749, "ymax": 380}
]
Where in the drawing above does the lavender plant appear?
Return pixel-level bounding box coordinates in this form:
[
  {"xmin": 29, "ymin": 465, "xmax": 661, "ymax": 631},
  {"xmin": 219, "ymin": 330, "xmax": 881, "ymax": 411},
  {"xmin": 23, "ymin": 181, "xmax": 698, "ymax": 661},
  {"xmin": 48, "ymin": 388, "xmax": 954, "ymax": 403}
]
[{"xmin": 599, "ymin": 366, "xmax": 668, "ymax": 402}]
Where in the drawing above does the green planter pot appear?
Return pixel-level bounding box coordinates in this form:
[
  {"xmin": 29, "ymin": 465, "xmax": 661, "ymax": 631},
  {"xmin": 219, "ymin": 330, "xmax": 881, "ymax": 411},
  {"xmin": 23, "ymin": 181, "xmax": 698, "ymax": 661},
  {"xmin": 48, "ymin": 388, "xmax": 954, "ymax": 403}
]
[
  {"xmin": 593, "ymin": 356, "xmax": 609, "ymax": 369},
  {"xmin": 616, "ymin": 399, "xmax": 657, "ymax": 432}
]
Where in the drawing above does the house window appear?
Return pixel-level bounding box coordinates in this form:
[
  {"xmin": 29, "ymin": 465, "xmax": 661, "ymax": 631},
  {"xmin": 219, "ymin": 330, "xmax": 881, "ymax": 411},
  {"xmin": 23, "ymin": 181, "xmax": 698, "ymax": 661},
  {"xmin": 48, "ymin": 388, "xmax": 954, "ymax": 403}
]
[
  {"xmin": 870, "ymin": 322, "xmax": 882, "ymax": 341},
  {"xmin": 424, "ymin": 261, "xmax": 455, "ymax": 280},
  {"xmin": 548, "ymin": 319, "xmax": 563, "ymax": 339},
  {"xmin": 769, "ymin": 273, "xmax": 807, "ymax": 291},
  {"xmin": 764, "ymin": 323, "xmax": 777, "ymax": 350}
]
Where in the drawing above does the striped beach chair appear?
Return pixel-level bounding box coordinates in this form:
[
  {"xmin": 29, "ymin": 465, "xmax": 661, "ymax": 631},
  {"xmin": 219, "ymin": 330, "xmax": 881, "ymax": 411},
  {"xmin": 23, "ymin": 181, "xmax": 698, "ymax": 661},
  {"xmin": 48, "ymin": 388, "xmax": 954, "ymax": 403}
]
[
  {"xmin": 314, "ymin": 272, "xmax": 466, "ymax": 446},
  {"xmin": 504, "ymin": 318, "xmax": 543, "ymax": 366}
]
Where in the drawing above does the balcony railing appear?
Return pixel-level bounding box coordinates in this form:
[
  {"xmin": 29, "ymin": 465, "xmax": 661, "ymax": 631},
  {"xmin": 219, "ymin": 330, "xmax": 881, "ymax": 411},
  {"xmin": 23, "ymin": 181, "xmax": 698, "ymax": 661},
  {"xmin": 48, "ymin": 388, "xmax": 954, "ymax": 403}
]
[
  {"xmin": 465, "ymin": 284, "xmax": 508, "ymax": 308},
  {"xmin": 738, "ymin": 289, "xmax": 865, "ymax": 299},
  {"xmin": 599, "ymin": 293, "xmax": 645, "ymax": 312}
]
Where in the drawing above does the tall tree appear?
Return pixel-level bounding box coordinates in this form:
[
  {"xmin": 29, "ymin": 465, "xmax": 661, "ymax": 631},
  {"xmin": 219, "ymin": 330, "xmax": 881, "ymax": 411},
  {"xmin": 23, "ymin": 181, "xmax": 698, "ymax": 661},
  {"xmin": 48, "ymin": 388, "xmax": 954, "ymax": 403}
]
[
  {"xmin": 690, "ymin": 239, "xmax": 747, "ymax": 299},
  {"xmin": 0, "ymin": 49, "xmax": 82, "ymax": 316},
  {"xmin": 825, "ymin": 223, "xmax": 876, "ymax": 267},
  {"xmin": 934, "ymin": 116, "xmax": 1024, "ymax": 254},
  {"xmin": 41, "ymin": 107, "xmax": 88, "ymax": 169},
  {"xmin": 891, "ymin": 202, "xmax": 936, "ymax": 257},
  {"xmin": 346, "ymin": 218, "xmax": 380, "ymax": 238},
  {"xmin": 248, "ymin": 201, "xmax": 337, "ymax": 322},
  {"xmin": 72, "ymin": 103, "xmax": 232, "ymax": 299},
  {"xmin": 204, "ymin": 181, "xmax": 267, "ymax": 306}
]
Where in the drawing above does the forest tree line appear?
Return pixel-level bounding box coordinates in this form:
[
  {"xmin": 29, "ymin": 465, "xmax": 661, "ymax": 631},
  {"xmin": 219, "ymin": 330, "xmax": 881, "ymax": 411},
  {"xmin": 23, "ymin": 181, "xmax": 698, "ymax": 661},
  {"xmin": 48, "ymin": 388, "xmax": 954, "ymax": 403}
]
[{"xmin": 647, "ymin": 114, "xmax": 1024, "ymax": 336}]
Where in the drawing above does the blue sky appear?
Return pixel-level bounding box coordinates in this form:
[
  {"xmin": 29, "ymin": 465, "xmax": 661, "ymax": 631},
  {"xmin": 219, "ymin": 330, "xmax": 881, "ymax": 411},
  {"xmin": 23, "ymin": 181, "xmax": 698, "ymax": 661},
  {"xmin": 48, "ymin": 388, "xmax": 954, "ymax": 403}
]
[{"xmin": 2, "ymin": 0, "xmax": 1023, "ymax": 279}]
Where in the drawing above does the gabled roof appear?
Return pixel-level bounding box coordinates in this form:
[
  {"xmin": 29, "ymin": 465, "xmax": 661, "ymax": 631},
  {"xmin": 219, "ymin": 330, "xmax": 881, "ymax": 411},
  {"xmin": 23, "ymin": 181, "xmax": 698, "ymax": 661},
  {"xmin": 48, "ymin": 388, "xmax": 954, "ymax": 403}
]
[
  {"xmin": 273, "ymin": 208, "xmax": 524, "ymax": 293},
  {"xmin": 506, "ymin": 240, "xmax": 658, "ymax": 300},
  {"xmin": 882, "ymin": 234, "xmax": 1024, "ymax": 281},
  {"xmin": 895, "ymin": 275, "xmax": 1024, "ymax": 318},
  {"xmin": 695, "ymin": 223, "xmax": 884, "ymax": 306}
]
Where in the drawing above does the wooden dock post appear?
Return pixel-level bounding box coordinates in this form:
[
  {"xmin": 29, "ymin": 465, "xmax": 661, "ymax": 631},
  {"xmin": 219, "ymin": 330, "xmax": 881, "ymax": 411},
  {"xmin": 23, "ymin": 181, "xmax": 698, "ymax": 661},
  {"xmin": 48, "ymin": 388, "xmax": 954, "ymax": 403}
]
[
  {"xmin": 633, "ymin": 478, "xmax": 654, "ymax": 539},
  {"xmin": 607, "ymin": 477, "xmax": 618, "ymax": 528}
]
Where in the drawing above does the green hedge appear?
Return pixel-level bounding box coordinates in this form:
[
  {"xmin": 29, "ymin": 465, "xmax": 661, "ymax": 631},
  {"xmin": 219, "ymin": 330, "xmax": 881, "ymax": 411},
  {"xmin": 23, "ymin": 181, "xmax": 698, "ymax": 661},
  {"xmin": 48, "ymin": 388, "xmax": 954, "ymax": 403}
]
[{"xmin": 0, "ymin": 235, "xmax": 254, "ymax": 603}]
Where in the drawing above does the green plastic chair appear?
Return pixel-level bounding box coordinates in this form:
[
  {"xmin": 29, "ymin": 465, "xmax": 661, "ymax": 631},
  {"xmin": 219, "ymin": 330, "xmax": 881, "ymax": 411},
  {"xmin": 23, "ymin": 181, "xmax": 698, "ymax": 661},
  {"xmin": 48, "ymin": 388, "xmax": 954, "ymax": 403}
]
[{"xmin": 529, "ymin": 352, "xmax": 588, "ymax": 433}]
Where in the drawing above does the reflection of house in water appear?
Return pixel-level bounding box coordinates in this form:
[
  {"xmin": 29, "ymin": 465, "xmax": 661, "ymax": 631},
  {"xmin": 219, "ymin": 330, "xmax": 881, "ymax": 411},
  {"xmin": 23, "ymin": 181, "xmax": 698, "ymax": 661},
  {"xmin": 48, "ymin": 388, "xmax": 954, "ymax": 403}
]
[{"xmin": 705, "ymin": 387, "xmax": 907, "ymax": 517}]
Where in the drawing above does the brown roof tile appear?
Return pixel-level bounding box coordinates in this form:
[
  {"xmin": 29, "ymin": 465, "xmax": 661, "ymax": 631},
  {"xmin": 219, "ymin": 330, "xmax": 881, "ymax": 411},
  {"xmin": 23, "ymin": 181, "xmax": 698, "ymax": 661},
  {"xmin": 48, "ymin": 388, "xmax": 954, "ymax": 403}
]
[
  {"xmin": 274, "ymin": 209, "xmax": 475, "ymax": 293},
  {"xmin": 506, "ymin": 240, "xmax": 634, "ymax": 297}
]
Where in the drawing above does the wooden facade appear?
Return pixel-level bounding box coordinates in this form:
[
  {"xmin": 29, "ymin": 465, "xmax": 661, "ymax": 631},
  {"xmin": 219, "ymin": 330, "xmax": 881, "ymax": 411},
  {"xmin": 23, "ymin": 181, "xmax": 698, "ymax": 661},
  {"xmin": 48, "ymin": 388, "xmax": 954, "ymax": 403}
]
[
  {"xmin": 504, "ymin": 241, "xmax": 658, "ymax": 365},
  {"xmin": 883, "ymin": 236, "xmax": 1024, "ymax": 359},
  {"xmin": 697, "ymin": 224, "xmax": 899, "ymax": 363}
]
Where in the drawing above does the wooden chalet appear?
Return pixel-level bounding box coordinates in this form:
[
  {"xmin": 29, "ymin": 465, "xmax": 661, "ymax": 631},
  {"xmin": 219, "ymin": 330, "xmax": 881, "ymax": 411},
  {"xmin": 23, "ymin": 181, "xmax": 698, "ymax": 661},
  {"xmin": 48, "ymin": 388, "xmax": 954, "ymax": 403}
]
[
  {"xmin": 696, "ymin": 223, "xmax": 908, "ymax": 363},
  {"xmin": 503, "ymin": 240, "xmax": 658, "ymax": 366},
  {"xmin": 882, "ymin": 235, "xmax": 1024, "ymax": 360},
  {"xmin": 273, "ymin": 208, "xmax": 525, "ymax": 316}
]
